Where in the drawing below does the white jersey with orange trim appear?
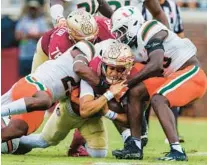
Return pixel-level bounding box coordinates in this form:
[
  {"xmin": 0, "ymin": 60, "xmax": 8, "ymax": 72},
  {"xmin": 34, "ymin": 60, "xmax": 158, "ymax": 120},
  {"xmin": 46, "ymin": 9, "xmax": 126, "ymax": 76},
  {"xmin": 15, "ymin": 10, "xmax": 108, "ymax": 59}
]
[
  {"xmin": 134, "ymin": 20, "xmax": 197, "ymax": 76},
  {"xmin": 32, "ymin": 48, "xmax": 80, "ymax": 102},
  {"xmin": 32, "ymin": 41, "xmax": 94, "ymax": 102}
]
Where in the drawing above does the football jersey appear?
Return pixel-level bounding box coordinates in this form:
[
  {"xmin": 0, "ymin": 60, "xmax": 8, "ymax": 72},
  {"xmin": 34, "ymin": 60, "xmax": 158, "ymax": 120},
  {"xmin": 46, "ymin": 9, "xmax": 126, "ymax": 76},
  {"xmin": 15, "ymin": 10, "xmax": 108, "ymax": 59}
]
[
  {"xmin": 135, "ymin": 20, "xmax": 197, "ymax": 76},
  {"xmin": 61, "ymin": 0, "xmax": 99, "ymax": 19},
  {"xmin": 105, "ymin": 0, "xmax": 145, "ymax": 11},
  {"xmin": 32, "ymin": 47, "xmax": 80, "ymax": 102},
  {"xmin": 41, "ymin": 17, "xmax": 114, "ymax": 59}
]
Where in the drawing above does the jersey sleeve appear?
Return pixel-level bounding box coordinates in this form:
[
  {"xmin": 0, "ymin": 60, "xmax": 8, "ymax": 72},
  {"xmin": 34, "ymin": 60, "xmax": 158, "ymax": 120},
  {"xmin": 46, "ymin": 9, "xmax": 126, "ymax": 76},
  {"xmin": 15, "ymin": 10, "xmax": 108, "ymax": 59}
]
[
  {"xmin": 139, "ymin": 20, "xmax": 168, "ymax": 44},
  {"xmin": 48, "ymin": 27, "xmax": 74, "ymax": 59},
  {"xmin": 80, "ymin": 80, "xmax": 94, "ymax": 98},
  {"xmin": 95, "ymin": 16, "xmax": 115, "ymax": 41}
]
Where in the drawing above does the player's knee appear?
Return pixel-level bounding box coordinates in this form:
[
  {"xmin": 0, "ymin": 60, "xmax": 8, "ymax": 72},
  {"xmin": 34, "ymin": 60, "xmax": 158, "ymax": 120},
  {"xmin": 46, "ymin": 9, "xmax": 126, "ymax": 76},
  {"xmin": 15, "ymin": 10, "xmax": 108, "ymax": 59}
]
[
  {"xmin": 86, "ymin": 145, "xmax": 107, "ymax": 158},
  {"xmin": 151, "ymin": 94, "xmax": 169, "ymax": 109},
  {"xmin": 129, "ymin": 83, "xmax": 147, "ymax": 99}
]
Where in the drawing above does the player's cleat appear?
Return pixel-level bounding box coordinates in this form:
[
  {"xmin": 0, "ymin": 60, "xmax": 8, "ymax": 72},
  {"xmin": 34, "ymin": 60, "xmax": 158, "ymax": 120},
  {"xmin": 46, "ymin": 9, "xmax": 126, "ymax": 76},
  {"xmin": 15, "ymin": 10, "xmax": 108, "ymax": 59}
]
[
  {"xmin": 67, "ymin": 145, "xmax": 89, "ymax": 157},
  {"xmin": 158, "ymin": 148, "xmax": 188, "ymax": 161},
  {"xmin": 112, "ymin": 136, "xmax": 143, "ymax": 160}
]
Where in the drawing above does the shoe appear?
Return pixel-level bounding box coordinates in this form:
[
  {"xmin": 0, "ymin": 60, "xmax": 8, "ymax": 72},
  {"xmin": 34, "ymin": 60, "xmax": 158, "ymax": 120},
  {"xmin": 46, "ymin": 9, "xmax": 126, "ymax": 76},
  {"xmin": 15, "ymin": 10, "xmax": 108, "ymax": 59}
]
[
  {"xmin": 67, "ymin": 145, "xmax": 89, "ymax": 157},
  {"xmin": 158, "ymin": 148, "xmax": 188, "ymax": 161},
  {"xmin": 112, "ymin": 136, "xmax": 143, "ymax": 160}
]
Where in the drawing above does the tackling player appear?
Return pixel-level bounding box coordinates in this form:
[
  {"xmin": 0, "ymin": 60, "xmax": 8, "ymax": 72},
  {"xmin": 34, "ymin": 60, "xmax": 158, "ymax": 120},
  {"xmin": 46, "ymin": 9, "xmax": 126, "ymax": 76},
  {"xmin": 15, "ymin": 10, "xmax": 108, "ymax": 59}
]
[
  {"xmin": 110, "ymin": 6, "xmax": 207, "ymax": 161},
  {"xmin": 50, "ymin": 0, "xmax": 169, "ymax": 28}
]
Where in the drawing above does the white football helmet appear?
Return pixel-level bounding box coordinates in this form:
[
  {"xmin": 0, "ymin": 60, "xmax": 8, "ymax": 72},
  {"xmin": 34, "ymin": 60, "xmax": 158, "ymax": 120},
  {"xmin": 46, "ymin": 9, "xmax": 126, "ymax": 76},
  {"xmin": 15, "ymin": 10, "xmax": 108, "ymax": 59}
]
[
  {"xmin": 111, "ymin": 6, "xmax": 144, "ymax": 45},
  {"xmin": 67, "ymin": 9, "xmax": 99, "ymax": 42},
  {"xmin": 101, "ymin": 41, "xmax": 135, "ymax": 84}
]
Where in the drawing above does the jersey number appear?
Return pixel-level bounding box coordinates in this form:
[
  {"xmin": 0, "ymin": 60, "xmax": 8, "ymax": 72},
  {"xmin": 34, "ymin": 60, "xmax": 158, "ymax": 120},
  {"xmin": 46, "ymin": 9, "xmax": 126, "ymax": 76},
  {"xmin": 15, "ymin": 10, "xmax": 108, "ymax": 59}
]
[
  {"xmin": 77, "ymin": 0, "xmax": 96, "ymax": 14},
  {"xmin": 61, "ymin": 76, "xmax": 79, "ymax": 96},
  {"xmin": 108, "ymin": 0, "xmax": 130, "ymax": 11}
]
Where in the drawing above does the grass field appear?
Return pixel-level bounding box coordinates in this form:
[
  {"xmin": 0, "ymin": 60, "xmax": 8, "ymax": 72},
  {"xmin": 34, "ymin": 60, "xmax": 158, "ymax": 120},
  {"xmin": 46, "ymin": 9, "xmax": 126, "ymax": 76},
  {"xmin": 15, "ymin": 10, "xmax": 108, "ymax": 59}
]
[{"xmin": 2, "ymin": 117, "xmax": 207, "ymax": 165}]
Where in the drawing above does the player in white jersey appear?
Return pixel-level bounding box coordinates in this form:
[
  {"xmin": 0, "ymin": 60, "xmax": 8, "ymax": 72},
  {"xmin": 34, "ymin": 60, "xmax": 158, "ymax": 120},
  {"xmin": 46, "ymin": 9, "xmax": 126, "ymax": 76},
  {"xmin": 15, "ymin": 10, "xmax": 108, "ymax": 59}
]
[
  {"xmin": 110, "ymin": 6, "xmax": 207, "ymax": 161},
  {"xmin": 10, "ymin": 41, "xmax": 128, "ymax": 157},
  {"xmin": 1, "ymin": 40, "xmax": 101, "ymax": 142},
  {"xmin": 50, "ymin": 0, "xmax": 113, "ymax": 26},
  {"xmin": 50, "ymin": 0, "xmax": 169, "ymax": 28}
]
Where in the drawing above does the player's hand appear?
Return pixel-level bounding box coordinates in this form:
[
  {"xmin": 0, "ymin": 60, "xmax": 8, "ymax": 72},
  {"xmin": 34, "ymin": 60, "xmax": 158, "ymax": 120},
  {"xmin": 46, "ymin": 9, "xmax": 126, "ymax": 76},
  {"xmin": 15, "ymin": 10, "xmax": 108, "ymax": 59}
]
[
  {"xmin": 56, "ymin": 17, "xmax": 67, "ymax": 28},
  {"xmin": 114, "ymin": 86, "xmax": 128, "ymax": 102},
  {"xmin": 109, "ymin": 80, "xmax": 128, "ymax": 97}
]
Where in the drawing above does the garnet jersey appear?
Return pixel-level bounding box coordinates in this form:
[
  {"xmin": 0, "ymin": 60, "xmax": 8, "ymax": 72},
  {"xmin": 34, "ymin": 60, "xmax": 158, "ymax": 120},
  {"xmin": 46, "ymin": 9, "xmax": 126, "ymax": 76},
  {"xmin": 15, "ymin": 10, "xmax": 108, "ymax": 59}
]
[
  {"xmin": 133, "ymin": 20, "xmax": 196, "ymax": 76},
  {"xmin": 40, "ymin": 16, "xmax": 115, "ymax": 60}
]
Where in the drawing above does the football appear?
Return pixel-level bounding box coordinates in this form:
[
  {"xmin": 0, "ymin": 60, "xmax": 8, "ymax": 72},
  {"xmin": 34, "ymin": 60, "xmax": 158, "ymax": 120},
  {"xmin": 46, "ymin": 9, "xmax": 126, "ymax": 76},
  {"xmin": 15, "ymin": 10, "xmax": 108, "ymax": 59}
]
[{"xmin": 1, "ymin": 117, "xmax": 20, "ymax": 154}]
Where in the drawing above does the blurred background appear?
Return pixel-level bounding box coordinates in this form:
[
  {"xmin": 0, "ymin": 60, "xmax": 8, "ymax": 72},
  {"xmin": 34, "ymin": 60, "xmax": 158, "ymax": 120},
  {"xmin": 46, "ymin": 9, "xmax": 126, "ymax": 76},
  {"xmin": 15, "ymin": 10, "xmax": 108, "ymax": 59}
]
[{"xmin": 1, "ymin": 0, "xmax": 207, "ymax": 117}]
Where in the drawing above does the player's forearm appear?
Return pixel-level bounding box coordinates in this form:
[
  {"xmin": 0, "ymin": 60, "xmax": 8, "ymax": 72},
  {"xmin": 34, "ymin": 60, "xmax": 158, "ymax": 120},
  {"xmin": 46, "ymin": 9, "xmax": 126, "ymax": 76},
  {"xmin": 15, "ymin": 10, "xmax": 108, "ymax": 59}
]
[
  {"xmin": 80, "ymin": 96, "xmax": 108, "ymax": 118},
  {"xmin": 74, "ymin": 63, "xmax": 100, "ymax": 87},
  {"xmin": 97, "ymin": 0, "xmax": 114, "ymax": 18},
  {"xmin": 50, "ymin": 0, "xmax": 65, "ymax": 23},
  {"xmin": 128, "ymin": 50, "xmax": 164, "ymax": 88},
  {"xmin": 145, "ymin": 0, "xmax": 169, "ymax": 28}
]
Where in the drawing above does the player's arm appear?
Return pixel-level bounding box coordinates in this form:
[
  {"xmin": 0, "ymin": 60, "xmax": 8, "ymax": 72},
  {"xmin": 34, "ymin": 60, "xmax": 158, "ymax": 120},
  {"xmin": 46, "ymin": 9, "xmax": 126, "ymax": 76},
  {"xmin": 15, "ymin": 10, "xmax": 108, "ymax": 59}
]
[
  {"xmin": 145, "ymin": 0, "xmax": 169, "ymax": 28},
  {"xmin": 97, "ymin": 0, "xmax": 114, "ymax": 18},
  {"xmin": 50, "ymin": 0, "xmax": 67, "ymax": 27},
  {"xmin": 79, "ymin": 80, "xmax": 127, "ymax": 118},
  {"xmin": 72, "ymin": 41, "xmax": 109, "ymax": 88},
  {"xmin": 31, "ymin": 38, "xmax": 49, "ymax": 73},
  {"xmin": 127, "ymin": 30, "xmax": 168, "ymax": 88}
]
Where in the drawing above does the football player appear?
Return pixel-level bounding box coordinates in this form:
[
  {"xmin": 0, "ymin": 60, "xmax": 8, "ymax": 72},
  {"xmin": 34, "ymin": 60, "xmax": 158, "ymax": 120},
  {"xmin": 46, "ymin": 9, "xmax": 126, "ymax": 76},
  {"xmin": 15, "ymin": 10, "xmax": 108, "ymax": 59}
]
[
  {"xmin": 14, "ymin": 41, "xmax": 129, "ymax": 157},
  {"xmin": 30, "ymin": 9, "xmax": 115, "ymax": 156},
  {"xmin": 50, "ymin": 0, "xmax": 169, "ymax": 28},
  {"xmin": 110, "ymin": 6, "xmax": 207, "ymax": 161}
]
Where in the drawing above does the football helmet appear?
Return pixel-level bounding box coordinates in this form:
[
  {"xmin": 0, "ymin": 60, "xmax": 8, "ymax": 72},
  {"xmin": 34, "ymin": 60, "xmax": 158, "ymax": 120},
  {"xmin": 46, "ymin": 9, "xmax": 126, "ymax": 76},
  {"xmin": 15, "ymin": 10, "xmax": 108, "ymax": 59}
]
[
  {"xmin": 67, "ymin": 9, "xmax": 99, "ymax": 42},
  {"xmin": 111, "ymin": 6, "xmax": 144, "ymax": 45},
  {"xmin": 101, "ymin": 42, "xmax": 135, "ymax": 84}
]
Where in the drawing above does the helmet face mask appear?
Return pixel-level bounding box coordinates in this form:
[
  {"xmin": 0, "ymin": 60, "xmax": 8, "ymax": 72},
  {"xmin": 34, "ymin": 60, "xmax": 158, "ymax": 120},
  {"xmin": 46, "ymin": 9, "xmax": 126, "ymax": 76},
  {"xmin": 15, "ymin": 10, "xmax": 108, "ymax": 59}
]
[
  {"xmin": 111, "ymin": 6, "xmax": 144, "ymax": 46},
  {"xmin": 101, "ymin": 41, "xmax": 135, "ymax": 84},
  {"xmin": 67, "ymin": 9, "xmax": 99, "ymax": 42}
]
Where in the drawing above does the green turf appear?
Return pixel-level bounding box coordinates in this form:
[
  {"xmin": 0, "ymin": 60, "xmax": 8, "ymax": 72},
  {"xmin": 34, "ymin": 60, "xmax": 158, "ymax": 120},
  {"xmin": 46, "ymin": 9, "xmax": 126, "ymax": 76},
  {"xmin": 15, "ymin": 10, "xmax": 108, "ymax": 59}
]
[{"xmin": 2, "ymin": 117, "xmax": 207, "ymax": 165}]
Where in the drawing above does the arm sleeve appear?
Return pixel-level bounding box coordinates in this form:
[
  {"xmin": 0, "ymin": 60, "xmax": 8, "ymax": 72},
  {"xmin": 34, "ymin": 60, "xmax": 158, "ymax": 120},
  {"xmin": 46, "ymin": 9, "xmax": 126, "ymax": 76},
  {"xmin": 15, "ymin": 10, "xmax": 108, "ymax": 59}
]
[{"xmin": 80, "ymin": 80, "xmax": 94, "ymax": 98}]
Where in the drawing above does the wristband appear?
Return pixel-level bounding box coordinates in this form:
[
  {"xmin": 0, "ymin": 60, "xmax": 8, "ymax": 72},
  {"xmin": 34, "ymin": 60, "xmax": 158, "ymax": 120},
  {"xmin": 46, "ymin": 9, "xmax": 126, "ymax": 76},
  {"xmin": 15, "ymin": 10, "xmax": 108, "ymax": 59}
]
[
  {"xmin": 103, "ymin": 91, "xmax": 114, "ymax": 101},
  {"xmin": 104, "ymin": 110, "xmax": 117, "ymax": 120}
]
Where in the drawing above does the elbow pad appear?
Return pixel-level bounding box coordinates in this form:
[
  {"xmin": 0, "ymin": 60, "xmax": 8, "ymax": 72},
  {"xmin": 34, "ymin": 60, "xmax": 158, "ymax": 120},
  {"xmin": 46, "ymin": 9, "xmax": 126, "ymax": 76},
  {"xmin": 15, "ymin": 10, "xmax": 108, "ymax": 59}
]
[
  {"xmin": 73, "ymin": 41, "xmax": 95, "ymax": 62},
  {"xmin": 145, "ymin": 38, "xmax": 164, "ymax": 55}
]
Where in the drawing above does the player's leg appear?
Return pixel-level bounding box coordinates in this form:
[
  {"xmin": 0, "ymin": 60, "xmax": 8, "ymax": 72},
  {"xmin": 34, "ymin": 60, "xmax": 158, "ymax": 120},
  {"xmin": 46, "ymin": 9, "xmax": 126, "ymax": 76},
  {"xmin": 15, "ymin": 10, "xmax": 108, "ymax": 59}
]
[
  {"xmin": 16, "ymin": 100, "xmax": 75, "ymax": 154},
  {"xmin": 79, "ymin": 117, "xmax": 108, "ymax": 158},
  {"xmin": 151, "ymin": 65, "xmax": 207, "ymax": 161},
  {"xmin": 1, "ymin": 75, "xmax": 53, "ymax": 117},
  {"xmin": 31, "ymin": 37, "xmax": 49, "ymax": 73}
]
